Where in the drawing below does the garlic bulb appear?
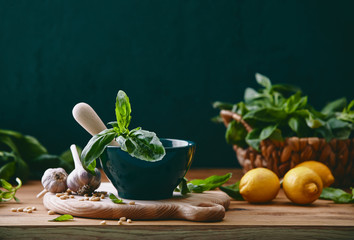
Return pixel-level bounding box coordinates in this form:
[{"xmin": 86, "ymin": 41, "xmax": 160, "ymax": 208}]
[
  {"xmin": 37, "ymin": 168, "xmax": 68, "ymax": 198},
  {"xmin": 67, "ymin": 144, "xmax": 101, "ymax": 195}
]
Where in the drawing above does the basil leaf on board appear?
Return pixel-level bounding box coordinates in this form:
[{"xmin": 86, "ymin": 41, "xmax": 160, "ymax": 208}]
[
  {"xmin": 117, "ymin": 129, "xmax": 166, "ymax": 161},
  {"xmin": 49, "ymin": 214, "xmax": 74, "ymax": 222},
  {"xmin": 115, "ymin": 90, "xmax": 132, "ymax": 134},
  {"xmin": 187, "ymin": 173, "xmax": 232, "ymax": 193},
  {"xmin": 109, "ymin": 193, "xmax": 124, "ymax": 204},
  {"xmin": 320, "ymin": 187, "xmax": 354, "ymax": 204},
  {"xmin": 174, "ymin": 177, "xmax": 190, "ymax": 195},
  {"xmin": 81, "ymin": 129, "xmax": 117, "ymax": 175},
  {"xmin": 219, "ymin": 181, "xmax": 244, "ymax": 201}
]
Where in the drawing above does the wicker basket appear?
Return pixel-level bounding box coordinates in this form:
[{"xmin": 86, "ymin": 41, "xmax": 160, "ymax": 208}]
[{"xmin": 220, "ymin": 110, "xmax": 354, "ymax": 187}]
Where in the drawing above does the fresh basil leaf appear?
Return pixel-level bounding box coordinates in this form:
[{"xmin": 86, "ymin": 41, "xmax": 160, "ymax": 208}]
[
  {"xmin": 0, "ymin": 178, "xmax": 13, "ymax": 191},
  {"xmin": 175, "ymin": 177, "xmax": 190, "ymax": 195},
  {"xmin": 187, "ymin": 173, "xmax": 232, "ymax": 193},
  {"xmin": 284, "ymin": 92, "xmax": 307, "ymax": 113},
  {"xmin": 321, "ymin": 98, "xmax": 347, "ymax": 115},
  {"xmin": 225, "ymin": 120, "xmax": 248, "ymax": 148},
  {"xmin": 212, "ymin": 101, "xmax": 234, "ymax": 110},
  {"xmin": 245, "ymin": 128, "xmax": 262, "ymax": 151},
  {"xmin": 305, "ymin": 112, "xmax": 324, "ymax": 129},
  {"xmin": 255, "ymin": 73, "xmax": 272, "ymax": 90},
  {"xmin": 243, "ymin": 108, "xmax": 287, "ymax": 123},
  {"xmin": 320, "ymin": 187, "xmax": 354, "ymax": 203},
  {"xmin": 219, "ymin": 181, "xmax": 244, "ymax": 201},
  {"xmin": 327, "ymin": 118, "xmax": 352, "ymax": 140},
  {"xmin": 49, "ymin": 214, "xmax": 74, "ymax": 222},
  {"xmin": 288, "ymin": 117, "xmax": 310, "ymax": 137},
  {"xmin": 81, "ymin": 129, "xmax": 117, "ymax": 175},
  {"xmin": 259, "ymin": 125, "xmax": 278, "ymax": 140},
  {"xmin": 0, "ymin": 161, "xmax": 16, "ymax": 181},
  {"xmin": 109, "ymin": 193, "xmax": 124, "ymax": 204},
  {"xmin": 115, "ymin": 90, "xmax": 131, "ymax": 134},
  {"xmin": 14, "ymin": 177, "xmax": 22, "ymax": 190},
  {"xmin": 271, "ymin": 84, "xmax": 301, "ymax": 98},
  {"xmin": 244, "ymin": 88, "xmax": 262, "ymax": 102},
  {"xmin": 117, "ymin": 129, "xmax": 165, "ymax": 161}
]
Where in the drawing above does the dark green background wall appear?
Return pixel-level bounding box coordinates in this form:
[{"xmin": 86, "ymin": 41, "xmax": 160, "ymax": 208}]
[{"xmin": 1, "ymin": 0, "xmax": 353, "ymax": 168}]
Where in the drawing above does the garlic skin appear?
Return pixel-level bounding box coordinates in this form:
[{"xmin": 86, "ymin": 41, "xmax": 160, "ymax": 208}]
[
  {"xmin": 41, "ymin": 168, "xmax": 68, "ymax": 193},
  {"xmin": 67, "ymin": 144, "xmax": 101, "ymax": 195}
]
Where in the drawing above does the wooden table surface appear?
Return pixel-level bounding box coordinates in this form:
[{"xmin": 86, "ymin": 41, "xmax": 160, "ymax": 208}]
[{"xmin": 1, "ymin": 168, "xmax": 353, "ymax": 239}]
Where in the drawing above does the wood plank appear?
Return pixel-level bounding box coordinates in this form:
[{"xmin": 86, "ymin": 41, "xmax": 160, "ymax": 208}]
[{"xmin": 0, "ymin": 168, "xmax": 353, "ymax": 239}]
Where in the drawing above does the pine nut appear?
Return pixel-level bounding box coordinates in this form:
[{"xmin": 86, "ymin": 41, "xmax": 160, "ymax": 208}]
[
  {"xmin": 84, "ymin": 197, "xmax": 89, "ymax": 201},
  {"xmin": 117, "ymin": 220, "xmax": 123, "ymax": 225},
  {"xmin": 127, "ymin": 219, "xmax": 132, "ymax": 223},
  {"xmin": 70, "ymin": 195, "xmax": 75, "ymax": 199},
  {"xmin": 17, "ymin": 207, "xmax": 24, "ymax": 212},
  {"xmin": 27, "ymin": 209, "xmax": 33, "ymax": 213},
  {"xmin": 48, "ymin": 210, "xmax": 55, "ymax": 215},
  {"xmin": 56, "ymin": 193, "xmax": 63, "ymax": 197},
  {"xmin": 129, "ymin": 201, "xmax": 135, "ymax": 205},
  {"xmin": 120, "ymin": 217, "xmax": 126, "ymax": 221},
  {"xmin": 11, "ymin": 208, "xmax": 17, "ymax": 212},
  {"xmin": 84, "ymin": 194, "xmax": 89, "ymax": 197},
  {"xmin": 79, "ymin": 198, "xmax": 85, "ymax": 201},
  {"xmin": 60, "ymin": 196, "xmax": 67, "ymax": 200},
  {"xmin": 32, "ymin": 207, "xmax": 37, "ymax": 211},
  {"xmin": 100, "ymin": 220, "xmax": 106, "ymax": 225},
  {"xmin": 100, "ymin": 195, "xmax": 105, "ymax": 199}
]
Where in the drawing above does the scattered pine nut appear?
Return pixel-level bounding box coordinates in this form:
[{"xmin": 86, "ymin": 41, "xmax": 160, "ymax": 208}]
[
  {"xmin": 27, "ymin": 209, "xmax": 33, "ymax": 213},
  {"xmin": 79, "ymin": 198, "xmax": 85, "ymax": 201},
  {"xmin": 70, "ymin": 195, "xmax": 75, "ymax": 199},
  {"xmin": 84, "ymin": 194, "xmax": 89, "ymax": 197},
  {"xmin": 32, "ymin": 207, "xmax": 37, "ymax": 211},
  {"xmin": 120, "ymin": 217, "xmax": 126, "ymax": 221},
  {"xmin": 100, "ymin": 220, "xmax": 106, "ymax": 225},
  {"xmin": 17, "ymin": 207, "xmax": 24, "ymax": 212},
  {"xmin": 60, "ymin": 196, "xmax": 67, "ymax": 200},
  {"xmin": 117, "ymin": 220, "xmax": 123, "ymax": 225},
  {"xmin": 48, "ymin": 210, "xmax": 55, "ymax": 215},
  {"xmin": 100, "ymin": 195, "xmax": 105, "ymax": 199},
  {"xmin": 56, "ymin": 193, "xmax": 63, "ymax": 197},
  {"xmin": 84, "ymin": 197, "xmax": 89, "ymax": 201},
  {"xmin": 11, "ymin": 208, "xmax": 17, "ymax": 212},
  {"xmin": 129, "ymin": 201, "xmax": 135, "ymax": 205},
  {"xmin": 127, "ymin": 219, "xmax": 132, "ymax": 223},
  {"xmin": 66, "ymin": 189, "xmax": 72, "ymax": 194}
]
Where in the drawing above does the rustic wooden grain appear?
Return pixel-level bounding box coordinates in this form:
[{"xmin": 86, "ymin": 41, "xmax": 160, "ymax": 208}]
[
  {"xmin": 43, "ymin": 184, "xmax": 230, "ymax": 221},
  {"xmin": 0, "ymin": 169, "xmax": 353, "ymax": 239}
]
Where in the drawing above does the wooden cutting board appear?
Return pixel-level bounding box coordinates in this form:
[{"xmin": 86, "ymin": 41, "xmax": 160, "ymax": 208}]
[{"xmin": 43, "ymin": 182, "xmax": 230, "ymax": 222}]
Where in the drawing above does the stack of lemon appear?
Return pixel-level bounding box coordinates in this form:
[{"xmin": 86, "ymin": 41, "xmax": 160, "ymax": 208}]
[{"xmin": 239, "ymin": 161, "xmax": 335, "ymax": 204}]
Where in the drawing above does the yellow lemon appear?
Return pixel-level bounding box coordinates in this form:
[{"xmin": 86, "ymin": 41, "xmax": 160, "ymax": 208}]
[
  {"xmin": 239, "ymin": 168, "xmax": 280, "ymax": 203},
  {"xmin": 283, "ymin": 166, "xmax": 323, "ymax": 205},
  {"xmin": 296, "ymin": 161, "xmax": 334, "ymax": 187}
]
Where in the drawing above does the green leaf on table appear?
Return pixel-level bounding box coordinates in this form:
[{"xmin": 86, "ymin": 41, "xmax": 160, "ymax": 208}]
[
  {"xmin": 81, "ymin": 129, "xmax": 117, "ymax": 175},
  {"xmin": 49, "ymin": 214, "xmax": 74, "ymax": 222},
  {"xmin": 219, "ymin": 181, "xmax": 244, "ymax": 201},
  {"xmin": 109, "ymin": 193, "xmax": 124, "ymax": 204},
  {"xmin": 187, "ymin": 173, "xmax": 232, "ymax": 193},
  {"xmin": 0, "ymin": 178, "xmax": 13, "ymax": 191},
  {"xmin": 320, "ymin": 187, "xmax": 354, "ymax": 204}
]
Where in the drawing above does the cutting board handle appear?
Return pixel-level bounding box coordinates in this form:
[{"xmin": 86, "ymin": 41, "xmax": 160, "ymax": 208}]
[{"xmin": 176, "ymin": 202, "xmax": 226, "ymax": 222}]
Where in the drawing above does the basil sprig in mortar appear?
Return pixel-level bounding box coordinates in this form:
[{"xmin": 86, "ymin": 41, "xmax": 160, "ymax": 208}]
[{"xmin": 81, "ymin": 90, "xmax": 166, "ymax": 175}]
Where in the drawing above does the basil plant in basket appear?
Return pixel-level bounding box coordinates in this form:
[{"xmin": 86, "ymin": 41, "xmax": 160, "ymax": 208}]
[
  {"xmin": 81, "ymin": 90, "xmax": 166, "ymax": 175},
  {"xmin": 213, "ymin": 73, "xmax": 354, "ymax": 151}
]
